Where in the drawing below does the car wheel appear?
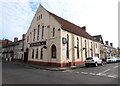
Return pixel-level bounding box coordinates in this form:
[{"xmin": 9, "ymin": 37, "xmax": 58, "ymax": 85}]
[
  {"xmin": 94, "ymin": 63, "xmax": 98, "ymax": 67},
  {"xmin": 100, "ymin": 62, "xmax": 103, "ymax": 66},
  {"xmin": 85, "ymin": 64, "xmax": 88, "ymax": 67}
]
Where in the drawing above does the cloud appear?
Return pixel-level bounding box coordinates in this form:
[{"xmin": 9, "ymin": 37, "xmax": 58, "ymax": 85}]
[
  {"xmin": 0, "ymin": 0, "xmax": 119, "ymax": 47},
  {"xmin": 0, "ymin": 1, "xmax": 35, "ymax": 41}
]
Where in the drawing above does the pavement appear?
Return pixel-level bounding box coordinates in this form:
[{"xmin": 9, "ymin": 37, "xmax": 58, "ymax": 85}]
[{"xmin": 3, "ymin": 60, "xmax": 85, "ymax": 71}]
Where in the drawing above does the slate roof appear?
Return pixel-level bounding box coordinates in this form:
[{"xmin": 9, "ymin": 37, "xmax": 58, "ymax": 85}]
[
  {"xmin": 48, "ymin": 11, "xmax": 94, "ymax": 40},
  {"xmin": 93, "ymin": 35, "xmax": 104, "ymax": 44}
]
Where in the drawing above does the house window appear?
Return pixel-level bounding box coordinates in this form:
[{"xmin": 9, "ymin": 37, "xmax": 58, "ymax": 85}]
[
  {"xmin": 37, "ymin": 17, "xmax": 38, "ymax": 21},
  {"xmin": 91, "ymin": 42, "xmax": 93, "ymax": 57},
  {"xmin": 37, "ymin": 25, "xmax": 40, "ymax": 40},
  {"xmin": 36, "ymin": 48, "xmax": 38, "ymax": 59},
  {"xmin": 39, "ymin": 15, "xmax": 40, "ymax": 20},
  {"xmin": 85, "ymin": 40, "xmax": 87, "ymax": 58},
  {"xmin": 96, "ymin": 44, "xmax": 97, "ymax": 48},
  {"xmin": 32, "ymin": 49, "xmax": 34, "ymax": 59},
  {"xmin": 77, "ymin": 37, "xmax": 79, "ymax": 59},
  {"xmin": 33, "ymin": 29, "xmax": 36, "ymax": 41},
  {"xmin": 41, "ymin": 14, "xmax": 42, "ymax": 19},
  {"xmin": 42, "ymin": 26, "xmax": 44, "ymax": 39},
  {"xmin": 66, "ymin": 34, "xmax": 69, "ymax": 59},
  {"xmin": 40, "ymin": 48, "xmax": 43, "ymax": 59},
  {"xmin": 53, "ymin": 28, "xmax": 55, "ymax": 37},
  {"xmin": 51, "ymin": 44, "xmax": 57, "ymax": 58},
  {"xmin": 27, "ymin": 36, "xmax": 29, "ymax": 42}
]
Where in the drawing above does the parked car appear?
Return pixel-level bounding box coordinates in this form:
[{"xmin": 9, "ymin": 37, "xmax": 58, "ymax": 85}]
[
  {"xmin": 106, "ymin": 57, "xmax": 117, "ymax": 63},
  {"xmin": 85, "ymin": 57, "xmax": 103, "ymax": 67},
  {"xmin": 116, "ymin": 57, "xmax": 120, "ymax": 62}
]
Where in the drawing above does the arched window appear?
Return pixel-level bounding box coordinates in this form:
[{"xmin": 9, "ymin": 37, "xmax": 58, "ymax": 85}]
[
  {"xmin": 53, "ymin": 28, "xmax": 55, "ymax": 37},
  {"xmin": 91, "ymin": 42, "xmax": 93, "ymax": 57},
  {"xmin": 66, "ymin": 34, "xmax": 69, "ymax": 59},
  {"xmin": 40, "ymin": 48, "xmax": 43, "ymax": 59},
  {"xmin": 32, "ymin": 49, "xmax": 34, "ymax": 59},
  {"xmin": 51, "ymin": 44, "xmax": 57, "ymax": 58},
  {"xmin": 77, "ymin": 37, "xmax": 79, "ymax": 58},
  {"xmin": 42, "ymin": 26, "xmax": 44, "ymax": 39},
  {"xmin": 36, "ymin": 48, "xmax": 38, "ymax": 59},
  {"xmin": 85, "ymin": 40, "xmax": 87, "ymax": 58},
  {"xmin": 37, "ymin": 25, "xmax": 40, "ymax": 40}
]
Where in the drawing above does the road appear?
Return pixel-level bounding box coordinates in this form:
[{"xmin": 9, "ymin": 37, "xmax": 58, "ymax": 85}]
[{"xmin": 2, "ymin": 61, "xmax": 119, "ymax": 84}]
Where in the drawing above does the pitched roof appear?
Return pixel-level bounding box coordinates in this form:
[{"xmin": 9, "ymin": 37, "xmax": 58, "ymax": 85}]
[
  {"xmin": 93, "ymin": 35, "xmax": 104, "ymax": 44},
  {"xmin": 48, "ymin": 11, "xmax": 94, "ymax": 40},
  {"xmin": 2, "ymin": 40, "xmax": 24, "ymax": 48}
]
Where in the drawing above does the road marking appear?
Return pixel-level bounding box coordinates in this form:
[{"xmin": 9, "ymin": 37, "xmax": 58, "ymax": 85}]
[
  {"xmin": 113, "ymin": 66, "xmax": 118, "ymax": 68},
  {"xmin": 89, "ymin": 73, "xmax": 96, "ymax": 75},
  {"xmin": 62, "ymin": 71, "xmax": 67, "ymax": 72},
  {"xmin": 81, "ymin": 72, "xmax": 88, "ymax": 74},
  {"xmin": 107, "ymin": 75, "xmax": 118, "ymax": 78},
  {"xmin": 96, "ymin": 69, "xmax": 111, "ymax": 76}
]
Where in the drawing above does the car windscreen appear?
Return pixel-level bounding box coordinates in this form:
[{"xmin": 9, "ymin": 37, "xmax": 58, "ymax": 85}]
[{"xmin": 86, "ymin": 58, "xmax": 93, "ymax": 60}]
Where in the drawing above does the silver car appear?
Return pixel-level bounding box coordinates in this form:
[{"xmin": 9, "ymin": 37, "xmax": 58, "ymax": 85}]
[{"xmin": 106, "ymin": 57, "xmax": 117, "ymax": 63}]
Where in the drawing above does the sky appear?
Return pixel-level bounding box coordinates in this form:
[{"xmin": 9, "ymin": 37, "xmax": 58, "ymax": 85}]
[{"xmin": 0, "ymin": 0, "xmax": 119, "ymax": 48}]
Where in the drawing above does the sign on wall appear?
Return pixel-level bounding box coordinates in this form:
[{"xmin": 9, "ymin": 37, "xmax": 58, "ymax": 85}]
[
  {"xmin": 30, "ymin": 41, "xmax": 46, "ymax": 47},
  {"xmin": 62, "ymin": 37, "xmax": 67, "ymax": 44}
]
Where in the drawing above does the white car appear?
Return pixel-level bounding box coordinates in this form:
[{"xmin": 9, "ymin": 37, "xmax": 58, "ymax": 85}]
[
  {"xmin": 85, "ymin": 57, "xmax": 103, "ymax": 67},
  {"xmin": 106, "ymin": 57, "xmax": 117, "ymax": 63}
]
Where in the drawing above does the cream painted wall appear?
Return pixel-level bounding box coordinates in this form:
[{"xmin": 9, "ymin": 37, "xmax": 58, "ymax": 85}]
[
  {"xmin": 24, "ymin": 5, "xmax": 62, "ymax": 63},
  {"xmin": 24, "ymin": 5, "xmax": 103, "ymax": 64}
]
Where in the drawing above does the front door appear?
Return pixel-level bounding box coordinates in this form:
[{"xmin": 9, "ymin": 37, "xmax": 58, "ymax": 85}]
[{"xmin": 24, "ymin": 48, "xmax": 28, "ymax": 62}]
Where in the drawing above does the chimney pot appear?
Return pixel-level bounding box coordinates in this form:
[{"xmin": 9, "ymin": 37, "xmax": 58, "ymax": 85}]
[
  {"xmin": 82, "ymin": 26, "xmax": 86, "ymax": 31},
  {"xmin": 14, "ymin": 37, "xmax": 18, "ymax": 42},
  {"xmin": 105, "ymin": 41, "xmax": 109, "ymax": 45},
  {"xmin": 22, "ymin": 34, "xmax": 26, "ymax": 40},
  {"xmin": 110, "ymin": 43, "xmax": 113, "ymax": 47}
]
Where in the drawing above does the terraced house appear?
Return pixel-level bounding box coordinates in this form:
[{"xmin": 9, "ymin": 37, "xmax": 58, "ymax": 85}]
[{"xmin": 24, "ymin": 5, "xmax": 103, "ymax": 67}]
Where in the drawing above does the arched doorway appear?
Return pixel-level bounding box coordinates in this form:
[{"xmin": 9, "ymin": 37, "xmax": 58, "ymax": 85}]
[
  {"xmin": 24, "ymin": 48, "xmax": 29, "ymax": 62},
  {"xmin": 51, "ymin": 44, "xmax": 57, "ymax": 58}
]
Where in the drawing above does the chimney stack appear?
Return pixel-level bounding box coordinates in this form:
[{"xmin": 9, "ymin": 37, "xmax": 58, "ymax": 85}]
[
  {"xmin": 14, "ymin": 37, "xmax": 18, "ymax": 42},
  {"xmin": 8, "ymin": 41, "xmax": 12, "ymax": 44},
  {"xmin": 110, "ymin": 43, "xmax": 113, "ymax": 47},
  {"xmin": 22, "ymin": 34, "xmax": 26, "ymax": 40},
  {"xmin": 105, "ymin": 41, "xmax": 109, "ymax": 45},
  {"xmin": 81, "ymin": 26, "xmax": 86, "ymax": 31}
]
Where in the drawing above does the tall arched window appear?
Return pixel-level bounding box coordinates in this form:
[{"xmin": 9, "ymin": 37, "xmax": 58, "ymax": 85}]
[
  {"xmin": 51, "ymin": 44, "xmax": 57, "ymax": 58},
  {"xmin": 32, "ymin": 49, "xmax": 34, "ymax": 59},
  {"xmin": 85, "ymin": 40, "xmax": 87, "ymax": 58},
  {"xmin": 36, "ymin": 48, "xmax": 38, "ymax": 59},
  {"xmin": 77, "ymin": 37, "xmax": 79, "ymax": 58},
  {"xmin": 42, "ymin": 26, "xmax": 44, "ymax": 39},
  {"xmin": 37, "ymin": 25, "xmax": 40, "ymax": 40},
  {"xmin": 53, "ymin": 28, "xmax": 55, "ymax": 37},
  {"xmin": 91, "ymin": 42, "xmax": 93, "ymax": 57},
  {"xmin": 40, "ymin": 48, "xmax": 43, "ymax": 59},
  {"xmin": 66, "ymin": 34, "xmax": 69, "ymax": 59}
]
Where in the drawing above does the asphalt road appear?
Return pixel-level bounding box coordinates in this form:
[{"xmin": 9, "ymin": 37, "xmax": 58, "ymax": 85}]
[{"xmin": 2, "ymin": 61, "xmax": 119, "ymax": 84}]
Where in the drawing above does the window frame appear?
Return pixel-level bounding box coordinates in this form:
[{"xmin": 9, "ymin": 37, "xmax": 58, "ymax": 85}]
[
  {"xmin": 36, "ymin": 48, "xmax": 38, "ymax": 59},
  {"xmin": 40, "ymin": 48, "xmax": 43, "ymax": 59},
  {"xmin": 51, "ymin": 44, "xmax": 57, "ymax": 59},
  {"xmin": 77, "ymin": 37, "xmax": 79, "ymax": 59},
  {"xmin": 32, "ymin": 49, "xmax": 34, "ymax": 59}
]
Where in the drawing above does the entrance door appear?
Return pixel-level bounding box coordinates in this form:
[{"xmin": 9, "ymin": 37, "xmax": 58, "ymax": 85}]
[{"xmin": 24, "ymin": 48, "xmax": 28, "ymax": 62}]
